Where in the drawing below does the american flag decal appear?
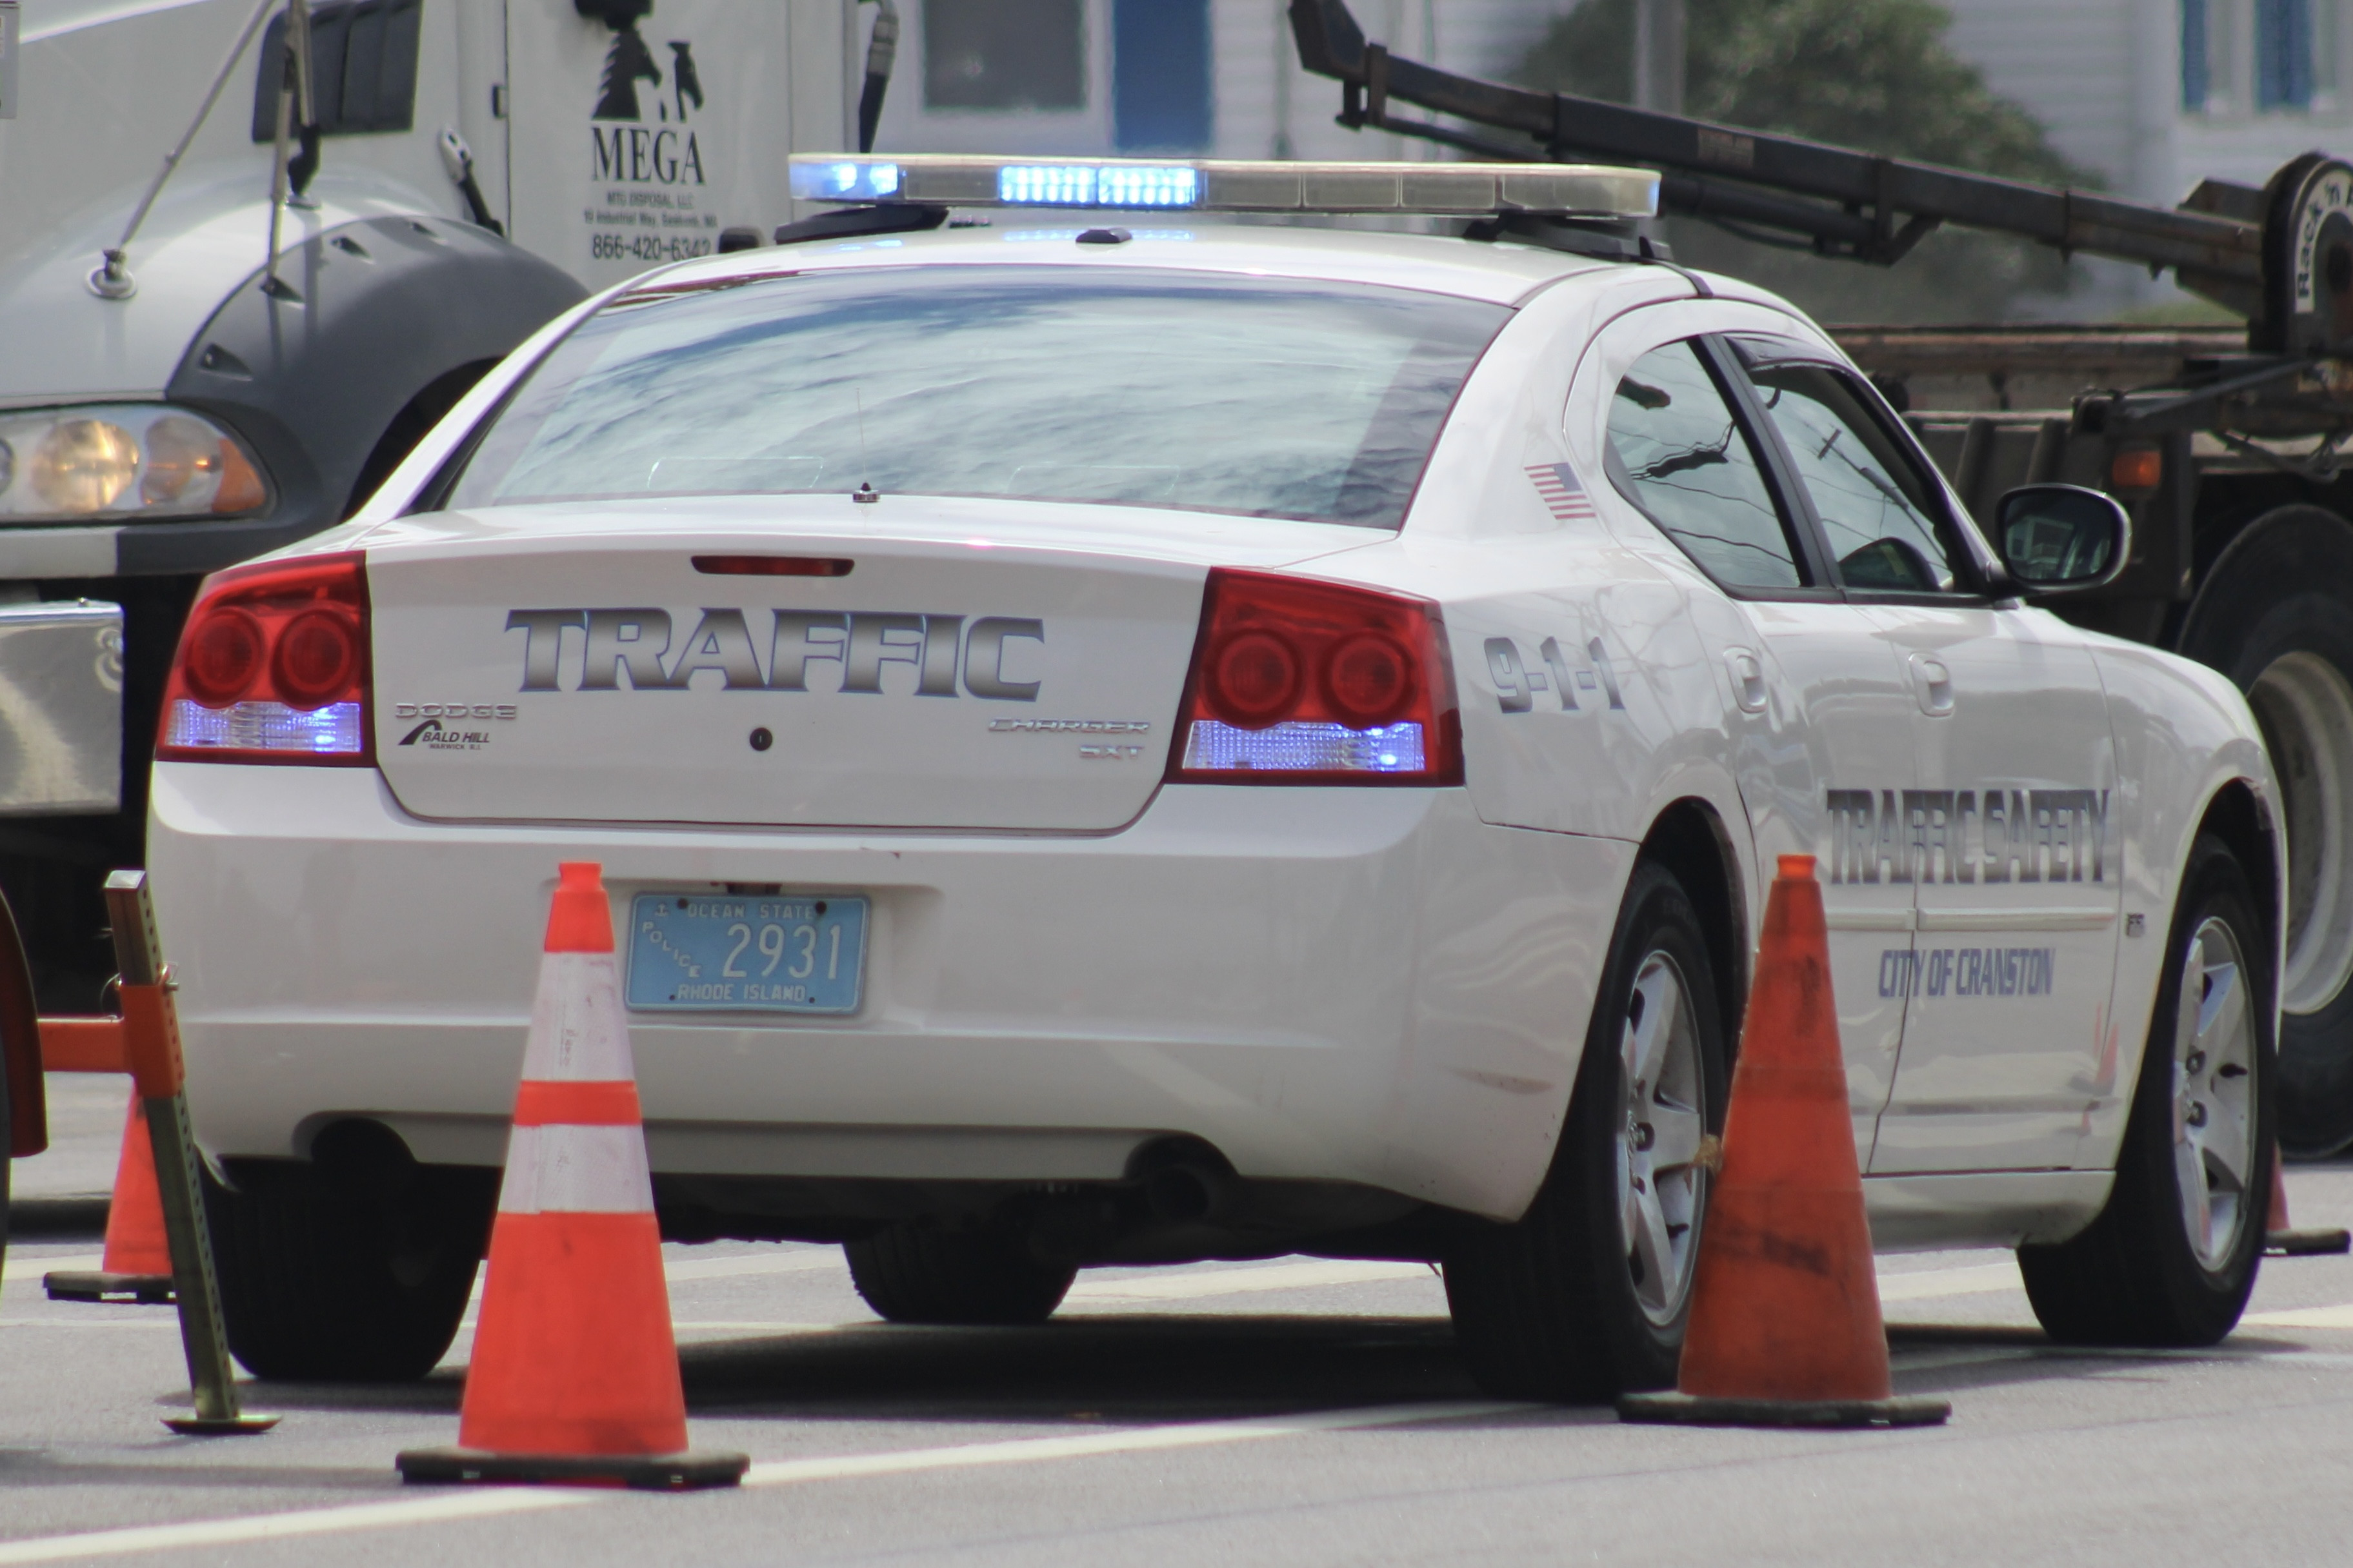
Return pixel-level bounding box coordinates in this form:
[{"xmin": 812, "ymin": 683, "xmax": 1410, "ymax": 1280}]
[{"xmin": 1527, "ymin": 462, "xmax": 1598, "ymax": 522}]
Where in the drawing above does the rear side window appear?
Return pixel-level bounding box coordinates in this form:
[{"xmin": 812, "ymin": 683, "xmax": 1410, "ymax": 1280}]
[
  {"xmin": 1742, "ymin": 360, "xmax": 1961, "ymax": 593},
  {"xmin": 446, "ymin": 266, "xmax": 1508, "ymax": 530},
  {"xmin": 1603, "ymin": 341, "xmax": 1805, "ymax": 591}
]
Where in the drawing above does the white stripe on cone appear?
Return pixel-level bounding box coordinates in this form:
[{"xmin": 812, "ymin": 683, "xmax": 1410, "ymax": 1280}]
[
  {"xmin": 525, "ymin": 952, "xmax": 637, "ymax": 1082},
  {"xmin": 492, "ymin": 949, "xmax": 657, "ymax": 1219},
  {"xmin": 496, "ymin": 1125, "xmax": 656, "ymax": 1216}
]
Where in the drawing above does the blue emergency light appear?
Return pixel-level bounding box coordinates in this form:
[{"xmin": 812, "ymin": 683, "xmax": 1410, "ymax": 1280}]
[{"xmin": 785, "ymin": 155, "xmax": 1658, "ymax": 220}]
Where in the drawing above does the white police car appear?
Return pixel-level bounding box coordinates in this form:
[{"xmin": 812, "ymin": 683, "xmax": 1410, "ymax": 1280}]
[{"xmin": 147, "ymin": 155, "xmax": 2283, "ymax": 1394}]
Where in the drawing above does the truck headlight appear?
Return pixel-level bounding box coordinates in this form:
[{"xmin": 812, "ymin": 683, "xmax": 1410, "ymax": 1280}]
[{"xmin": 0, "ymin": 406, "xmax": 266, "ymax": 522}]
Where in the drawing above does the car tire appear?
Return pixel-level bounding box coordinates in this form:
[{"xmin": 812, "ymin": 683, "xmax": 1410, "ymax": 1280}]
[
  {"xmin": 1443, "ymin": 861, "xmax": 1728, "ymax": 1402},
  {"xmin": 2018, "ymin": 834, "xmax": 2275, "ymax": 1347},
  {"xmin": 846, "ymin": 1220, "xmax": 1077, "ymax": 1325},
  {"xmin": 206, "ymin": 1160, "xmax": 494, "ymax": 1381}
]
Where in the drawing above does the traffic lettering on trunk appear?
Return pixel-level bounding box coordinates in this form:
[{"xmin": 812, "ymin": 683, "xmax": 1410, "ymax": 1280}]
[{"xmin": 503, "ymin": 608, "xmax": 1046, "ymax": 700}]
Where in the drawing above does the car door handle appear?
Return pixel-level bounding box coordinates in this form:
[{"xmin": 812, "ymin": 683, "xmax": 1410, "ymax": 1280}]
[
  {"xmin": 1910, "ymin": 653, "xmax": 1954, "ymax": 717},
  {"xmin": 1725, "ymin": 649, "xmax": 1768, "ymax": 713}
]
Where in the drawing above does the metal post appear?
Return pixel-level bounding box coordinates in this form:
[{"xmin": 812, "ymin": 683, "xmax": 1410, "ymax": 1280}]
[
  {"xmin": 1632, "ymin": 0, "xmax": 1685, "ymax": 115},
  {"xmin": 103, "ymin": 870, "xmax": 277, "ymax": 1435}
]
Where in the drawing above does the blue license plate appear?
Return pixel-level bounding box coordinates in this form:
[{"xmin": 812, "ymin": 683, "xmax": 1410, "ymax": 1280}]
[{"xmin": 626, "ymin": 892, "xmax": 868, "ymax": 1014}]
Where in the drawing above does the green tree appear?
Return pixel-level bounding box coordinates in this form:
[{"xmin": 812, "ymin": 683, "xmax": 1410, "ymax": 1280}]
[{"xmin": 1515, "ymin": 0, "xmax": 2099, "ymax": 322}]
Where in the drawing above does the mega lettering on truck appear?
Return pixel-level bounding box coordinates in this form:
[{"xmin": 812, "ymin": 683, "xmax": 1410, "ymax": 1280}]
[{"xmin": 0, "ymin": 0, "xmax": 881, "ymax": 1009}]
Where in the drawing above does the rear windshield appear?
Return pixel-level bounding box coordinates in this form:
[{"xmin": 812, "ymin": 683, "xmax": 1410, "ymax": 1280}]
[{"xmin": 445, "ymin": 264, "xmax": 1509, "ymax": 530}]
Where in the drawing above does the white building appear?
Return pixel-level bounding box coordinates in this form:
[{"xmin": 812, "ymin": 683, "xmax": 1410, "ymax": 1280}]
[
  {"xmin": 1941, "ymin": 1, "xmax": 2353, "ymax": 212},
  {"xmin": 870, "ymin": 0, "xmax": 1574, "ymax": 163},
  {"xmin": 877, "ymin": 2, "xmax": 2353, "ymax": 310}
]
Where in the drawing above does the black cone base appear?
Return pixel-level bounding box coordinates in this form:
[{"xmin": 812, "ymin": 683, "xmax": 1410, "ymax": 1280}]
[
  {"xmin": 2267, "ymin": 1226, "xmax": 2352, "ymax": 1256},
  {"xmin": 397, "ymin": 1445, "xmax": 748, "ymax": 1490},
  {"xmin": 46, "ymin": 1270, "xmax": 174, "ymax": 1304},
  {"xmin": 164, "ymin": 1413, "xmax": 280, "ymax": 1435},
  {"xmin": 1617, "ymin": 1391, "xmax": 1950, "ymax": 1429}
]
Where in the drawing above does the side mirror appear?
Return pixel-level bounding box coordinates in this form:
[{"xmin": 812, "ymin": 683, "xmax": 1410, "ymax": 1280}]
[{"xmin": 1992, "ymin": 484, "xmax": 2130, "ymax": 597}]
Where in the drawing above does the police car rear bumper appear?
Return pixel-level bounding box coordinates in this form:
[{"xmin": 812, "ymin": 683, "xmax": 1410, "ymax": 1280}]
[{"xmin": 147, "ymin": 762, "xmax": 1632, "ymax": 1223}]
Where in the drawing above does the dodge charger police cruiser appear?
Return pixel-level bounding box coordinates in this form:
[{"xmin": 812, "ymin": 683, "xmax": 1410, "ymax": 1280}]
[{"xmin": 144, "ymin": 155, "xmax": 2285, "ymax": 1398}]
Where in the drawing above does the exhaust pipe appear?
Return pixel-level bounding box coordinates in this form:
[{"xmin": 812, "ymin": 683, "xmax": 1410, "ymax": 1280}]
[{"xmin": 1143, "ymin": 1161, "xmax": 1232, "ymax": 1224}]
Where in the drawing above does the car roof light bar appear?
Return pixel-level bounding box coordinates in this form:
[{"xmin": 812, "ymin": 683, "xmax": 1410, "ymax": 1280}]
[{"xmin": 786, "ymin": 155, "xmax": 1659, "ymax": 220}]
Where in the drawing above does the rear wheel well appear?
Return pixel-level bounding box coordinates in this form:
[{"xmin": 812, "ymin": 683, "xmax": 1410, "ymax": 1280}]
[
  {"xmin": 2199, "ymin": 780, "xmax": 2281, "ymax": 966},
  {"xmin": 1638, "ymin": 800, "xmax": 1747, "ymax": 1047}
]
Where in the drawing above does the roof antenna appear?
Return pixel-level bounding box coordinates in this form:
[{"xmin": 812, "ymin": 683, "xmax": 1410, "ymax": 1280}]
[{"xmin": 852, "ymin": 388, "xmax": 879, "ymax": 503}]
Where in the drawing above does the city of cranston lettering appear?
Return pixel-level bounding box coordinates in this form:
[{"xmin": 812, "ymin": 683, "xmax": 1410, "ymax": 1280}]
[
  {"xmin": 1826, "ymin": 787, "xmax": 2109, "ymax": 886},
  {"xmin": 1878, "ymin": 944, "xmax": 2055, "ymax": 1000}
]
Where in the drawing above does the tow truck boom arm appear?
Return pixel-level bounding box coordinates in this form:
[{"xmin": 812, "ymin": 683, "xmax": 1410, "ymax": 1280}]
[{"xmin": 1288, "ymin": 0, "xmax": 2263, "ymax": 295}]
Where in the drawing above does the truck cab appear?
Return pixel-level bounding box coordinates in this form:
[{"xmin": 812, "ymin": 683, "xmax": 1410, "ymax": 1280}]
[{"xmin": 0, "ymin": 0, "xmax": 863, "ymax": 1005}]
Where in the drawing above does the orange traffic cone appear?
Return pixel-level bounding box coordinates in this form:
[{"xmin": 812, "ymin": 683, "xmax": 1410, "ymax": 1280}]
[
  {"xmin": 2266, "ymin": 1140, "xmax": 2350, "ymax": 1256},
  {"xmin": 397, "ymin": 862, "xmax": 745, "ymax": 1489},
  {"xmin": 45, "ymin": 1089, "xmax": 175, "ymax": 1304},
  {"xmin": 1619, "ymin": 854, "xmax": 1948, "ymax": 1429}
]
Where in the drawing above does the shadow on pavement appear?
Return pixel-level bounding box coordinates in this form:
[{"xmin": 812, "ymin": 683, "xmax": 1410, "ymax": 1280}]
[
  {"xmin": 210, "ymin": 1315, "xmax": 2335, "ymax": 1431},
  {"xmin": 676, "ymin": 1314, "xmax": 1484, "ymax": 1423}
]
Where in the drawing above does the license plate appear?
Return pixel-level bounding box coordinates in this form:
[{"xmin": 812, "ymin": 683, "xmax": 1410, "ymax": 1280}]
[{"xmin": 625, "ymin": 892, "xmax": 868, "ymax": 1014}]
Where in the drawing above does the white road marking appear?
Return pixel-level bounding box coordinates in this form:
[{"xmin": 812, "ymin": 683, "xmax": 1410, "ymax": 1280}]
[
  {"xmin": 1874, "ymin": 1263, "xmax": 2023, "ymax": 1302},
  {"xmin": 8, "ymin": 1252, "xmax": 2021, "ymax": 1313},
  {"xmin": 2243, "ymin": 1302, "xmax": 2353, "ymax": 1329},
  {"xmin": 0, "ymin": 1253, "xmax": 103, "ymax": 1286},
  {"xmin": 0, "ymin": 1492, "xmax": 588, "ymax": 1565},
  {"xmin": 0, "ymin": 1402, "xmax": 1517, "ymax": 1564},
  {"xmin": 1065, "ymin": 1260, "xmax": 1435, "ymax": 1303},
  {"xmin": 662, "ymin": 1251, "xmax": 842, "ymax": 1283}
]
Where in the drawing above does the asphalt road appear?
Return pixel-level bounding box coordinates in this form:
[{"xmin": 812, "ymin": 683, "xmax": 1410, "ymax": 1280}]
[{"xmin": 10, "ymin": 1076, "xmax": 2353, "ymax": 1566}]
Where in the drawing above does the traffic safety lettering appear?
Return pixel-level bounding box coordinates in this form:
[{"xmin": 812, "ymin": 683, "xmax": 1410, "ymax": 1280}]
[{"xmin": 1827, "ymin": 786, "xmax": 2108, "ymax": 885}]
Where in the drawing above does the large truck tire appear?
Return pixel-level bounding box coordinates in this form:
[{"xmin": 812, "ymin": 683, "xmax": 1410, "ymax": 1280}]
[{"xmin": 2179, "ymin": 504, "xmax": 2353, "ymax": 1153}]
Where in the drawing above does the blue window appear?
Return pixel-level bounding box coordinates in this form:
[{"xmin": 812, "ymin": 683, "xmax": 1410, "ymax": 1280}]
[
  {"xmin": 1112, "ymin": 0, "xmax": 1212, "ymax": 152},
  {"xmin": 2182, "ymin": 0, "xmax": 2211, "ymax": 110},
  {"xmin": 2258, "ymin": 0, "xmax": 2316, "ymax": 110},
  {"xmin": 923, "ymin": 0, "xmax": 1085, "ymax": 112}
]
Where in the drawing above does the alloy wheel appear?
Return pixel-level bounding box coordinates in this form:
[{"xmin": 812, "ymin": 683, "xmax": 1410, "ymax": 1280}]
[
  {"xmin": 1616, "ymin": 950, "xmax": 1710, "ymax": 1327},
  {"xmin": 2172, "ymin": 915, "xmax": 2259, "ymax": 1272}
]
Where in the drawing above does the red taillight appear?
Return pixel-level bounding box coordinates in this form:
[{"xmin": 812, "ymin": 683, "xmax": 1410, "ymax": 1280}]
[
  {"xmin": 156, "ymin": 551, "xmax": 373, "ymax": 766},
  {"xmin": 1324, "ymin": 633, "xmax": 1412, "ymax": 726},
  {"xmin": 1168, "ymin": 568, "xmax": 1462, "ymax": 785},
  {"xmin": 181, "ymin": 610, "xmax": 265, "ymax": 705},
  {"xmin": 273, "ymin": 608, "xmax": 360, "ymax": 704},
  {"xmin": 1207, "ymin": 631, "xmax": 1302, "ymax": 726}
]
